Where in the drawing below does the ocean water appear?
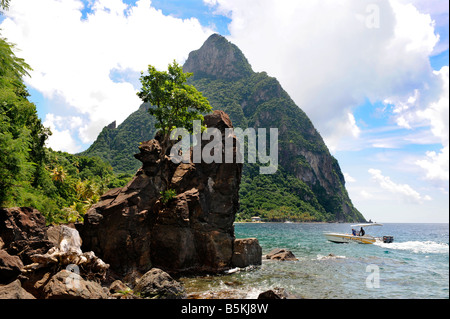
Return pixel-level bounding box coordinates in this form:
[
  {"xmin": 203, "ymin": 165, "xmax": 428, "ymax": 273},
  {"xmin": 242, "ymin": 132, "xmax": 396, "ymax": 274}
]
[{"xmin": 181, "ymin": 223, "xmax": 449, "ymax": 299}]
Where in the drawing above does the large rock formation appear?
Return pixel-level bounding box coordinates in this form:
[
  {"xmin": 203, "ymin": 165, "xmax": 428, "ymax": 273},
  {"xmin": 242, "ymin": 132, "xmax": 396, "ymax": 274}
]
[
  {"xmin": 231, "ymin": 238, "xmax": 262, "ymax": 268},
  {"xmin": 79, "ymin": 111, "xmax": 255, "ymax": 276}
]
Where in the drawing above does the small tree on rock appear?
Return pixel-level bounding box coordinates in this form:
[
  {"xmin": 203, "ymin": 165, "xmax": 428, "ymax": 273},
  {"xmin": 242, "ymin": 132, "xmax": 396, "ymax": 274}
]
[{"xmin": 137, "ymin": 60, "xmax": 212, "ymax": 145}]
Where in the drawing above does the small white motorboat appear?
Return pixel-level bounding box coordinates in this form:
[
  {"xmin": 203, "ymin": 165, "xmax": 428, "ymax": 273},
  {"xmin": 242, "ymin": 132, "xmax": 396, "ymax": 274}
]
[{"xmin": 324, "ymin": 223, "xmax": 389, "ymax": 245}]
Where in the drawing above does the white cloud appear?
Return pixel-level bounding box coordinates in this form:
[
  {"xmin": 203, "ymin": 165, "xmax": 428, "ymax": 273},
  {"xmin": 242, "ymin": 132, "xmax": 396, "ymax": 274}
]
[
  {"xmin": 385, "ymin": 65, "xmax": 449, "ymax": 184},
  {"xmin": 414, "ymin": 67, "xmax": 449, "ymax": 184},
  {"xmin": 415, "ymin": 146, "xmax": 449, "ymax": 182},
  {"xmin": 385, "ymin": 67, "xmax": 448, "ymax": 143},
  {"xmin": 343, "ymin": 172, "xmax": 356, "ymax": 183},
  {"xmin": 359, "ymin": 189, "xmax": 375, "ymax": 200},
  {"xmin": 43, "ymin": 114, "xmax": 83, "ymax": 153},
  {"xmin": 368, "ymin": 168, "xmax": 432, "ymax": 203},
  {"xmin": 417, "ymin": 66, "xmax": 449, "ymax": 146},
  {"xmin": 397, "ymin": 0, "xmax": 449, "ymax": 55},
  {"xmin": 207, "ymin": 0, "xmax": 441, "ymax": 152},
  {"xmin": 1, "ymin": 0, "xmax": 213, "ymax": 148}
]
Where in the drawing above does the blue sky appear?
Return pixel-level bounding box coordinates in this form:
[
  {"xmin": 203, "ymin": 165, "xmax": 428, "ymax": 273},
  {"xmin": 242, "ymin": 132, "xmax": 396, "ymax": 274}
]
[{"xmin": 1, "ymin": 0, "xmax": 448, "ymax": 222}]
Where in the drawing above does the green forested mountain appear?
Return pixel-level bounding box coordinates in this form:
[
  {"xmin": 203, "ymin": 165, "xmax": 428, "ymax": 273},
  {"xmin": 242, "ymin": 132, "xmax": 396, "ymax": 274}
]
[
  {"xmin": 184, "ymin": 34, "xmax": 364, "ymax": 222},
  {"xmin": 79, "ymin": 103, "xmax": 157, "ymax": 174},
  {"xmin": 83, "ymin": 34, "xmax": 365, "ymax": 223}
]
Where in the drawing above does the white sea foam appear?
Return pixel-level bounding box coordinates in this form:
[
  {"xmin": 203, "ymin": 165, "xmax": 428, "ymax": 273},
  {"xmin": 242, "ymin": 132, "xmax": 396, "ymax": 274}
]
[
  {"xmin": 316, "ymin": 253, "xmax": 346, "ymax": 260},
  {"xmin": 375, "ymin": 240, "xmax": 449, "ymax": 254},
  {"xmin": 245, "ymin": 287, "xmax": 265, "ymax": 299}
]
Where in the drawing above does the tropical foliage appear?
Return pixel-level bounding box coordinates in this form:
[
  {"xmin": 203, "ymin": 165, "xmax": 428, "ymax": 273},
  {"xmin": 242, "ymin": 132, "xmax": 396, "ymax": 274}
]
[
  {"xmin": 137, "ymin": 60, "xmax": 212, "ymax": 137},
  {"xmin": 0, "ymin": 0, "xmax": 10, "ymax": 12}
]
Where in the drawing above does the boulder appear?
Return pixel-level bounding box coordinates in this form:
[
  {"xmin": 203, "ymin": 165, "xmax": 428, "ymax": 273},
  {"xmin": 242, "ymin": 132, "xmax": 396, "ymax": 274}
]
[
  {"xmin": 257, "ymin": 287, "xmax": 298, "ymax": 299},
  {"xmin": 0, "ymin": 207, "xmax": 53, "ymax": 265},
  {"xmin": 20, "ymin": 269, "xmax": 53, "ymax": 298},
  {"xmin": 22, "ymin": 225, "xmax": 109, "ymax": 281},
  {"xmin": 231, "ymin": 238, "xmax": 262, "ymax": 268},
  {"xmin": 0, "ymin": 279, "xmax": 35, "ymax": 299},
  {"xmin": 265, "ymin": 248, "xmax": 298, "ymax": 261},
  {"xmin": 42, "ymin": 270, "xmax": 108, "ymax": 299},
  {"xmin": 108, "ymin": 279, "xmax": 139, "ymax": 299},
  {"xmin": 79, "ymin": 110, "xmax": 243, "ymax": 275},
  {"xmin": 109, "ymin": 280, "xmax": 130, "ymax": 294},
  {"xmin": 0, "ymin": 249, "xmax": 23, "ymax": 284},
  {"xmin": 134, "ymin": 268, "xmax": 186, "ymax": 299}
]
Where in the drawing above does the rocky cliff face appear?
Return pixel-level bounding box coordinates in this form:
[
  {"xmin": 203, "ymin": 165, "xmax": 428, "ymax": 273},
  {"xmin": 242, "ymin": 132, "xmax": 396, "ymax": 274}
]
[
  {"xmin": 183, "ymin": 33, "xmax": 253, "ymax": 81},
  {"xmin": 79, "ymin": 111, "xmax": 259, "ymax": 276}
]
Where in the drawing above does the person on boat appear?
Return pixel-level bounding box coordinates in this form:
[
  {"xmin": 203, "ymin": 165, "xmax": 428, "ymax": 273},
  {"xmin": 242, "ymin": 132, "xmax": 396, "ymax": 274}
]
[
  {"xmin": 352, "ymin": 229, "xmax": 357, "ymax": 236},
  {"xmin": 359, "ymin": 227, "xmax": 365, "ymax": 236}
]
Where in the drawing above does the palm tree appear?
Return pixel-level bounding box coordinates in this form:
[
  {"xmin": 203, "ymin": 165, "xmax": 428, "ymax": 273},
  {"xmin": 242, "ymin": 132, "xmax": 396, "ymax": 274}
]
[
  {"xmin": 50, "ymin": 166, "xmax": 67, "ymax": 183},
  {"xmin": 1, "ymin": 0, "xmax": 10, "ymax": 11},
  {"xmin": 0, "ymin": 36, "xmax": 31, "ymax": 83}
]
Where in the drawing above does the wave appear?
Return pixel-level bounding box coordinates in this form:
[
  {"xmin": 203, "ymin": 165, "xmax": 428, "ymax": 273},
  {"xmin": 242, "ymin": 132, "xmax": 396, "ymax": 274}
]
[{"xmin": 375, "ymin": 240, "xmax": 449, "ymax": 254}]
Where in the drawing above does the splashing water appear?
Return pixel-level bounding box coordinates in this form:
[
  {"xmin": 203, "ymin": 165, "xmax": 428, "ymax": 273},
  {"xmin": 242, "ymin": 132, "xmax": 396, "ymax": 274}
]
[{"xmin": 374, "ymin": 240, "xmax": 449, "ymax": 254}]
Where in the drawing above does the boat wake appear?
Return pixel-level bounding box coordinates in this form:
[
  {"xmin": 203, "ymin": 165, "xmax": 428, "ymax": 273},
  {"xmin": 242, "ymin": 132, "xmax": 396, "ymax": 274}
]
[{"xmin": 374, "ymin": 240, "xmax": 449, "ymax": 254}]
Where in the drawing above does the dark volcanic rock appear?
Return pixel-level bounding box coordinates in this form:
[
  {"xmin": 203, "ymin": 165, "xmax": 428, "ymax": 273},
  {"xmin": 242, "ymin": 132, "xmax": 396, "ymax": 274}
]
[
  {"xmin": 134, "ymin": 268, "xmax": 186, "ymax": 299},
  {"xmin": 0, "ymin": 207, "xmax": 53, "ymax": 265},
  {"xmin": 42, "ymin": 270, "xmax": 108, "ymax": 299},
  {"xmin": 0, "ymin": 207, "xmax": 111, "ymax": 299},
  {"xmin": 257, "ymin": 287, "xmax": 298, "ymax": 299},
  {"xmin": 79, "ymin": 111, "xmax": 246, "ymax": 276},
  {"xmin": 266, "ymin": 248, "xmax": 298, "ymax": 261},
  {"xmin": 0, "ymin": 279, "xmax": 35, "ymax": 299},
  {"xmin": 231, "ymin": 238, "xmax": 262, "ymax": 268},
  {"xmin": 0, "ymin": 249, "xmax": 24, "ymax": 284}
]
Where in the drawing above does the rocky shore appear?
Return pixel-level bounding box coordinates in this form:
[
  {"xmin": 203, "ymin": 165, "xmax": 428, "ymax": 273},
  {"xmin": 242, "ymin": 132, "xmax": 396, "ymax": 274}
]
[{"xmin": 1, "ymin": 111, "xmax": 267, "ymax": 299}]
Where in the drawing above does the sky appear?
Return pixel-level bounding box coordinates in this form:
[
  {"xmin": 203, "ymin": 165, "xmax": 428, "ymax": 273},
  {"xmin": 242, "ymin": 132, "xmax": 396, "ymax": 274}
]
[{"xmin": 1, "ymin": 0, "xmax": 448, "ymax": 223}]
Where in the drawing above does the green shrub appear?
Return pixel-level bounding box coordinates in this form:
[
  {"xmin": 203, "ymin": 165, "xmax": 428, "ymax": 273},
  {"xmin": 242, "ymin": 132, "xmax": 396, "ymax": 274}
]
[{"xmin": 160, "ymin": 189, "xmax": 177, "ymax": 204}]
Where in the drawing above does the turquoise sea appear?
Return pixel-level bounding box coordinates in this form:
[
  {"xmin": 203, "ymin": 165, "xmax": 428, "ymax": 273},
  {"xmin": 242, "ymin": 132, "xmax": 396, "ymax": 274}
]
[{"xmin": 181, "ymin": 223, "xmax": 449, "ymax": 299}]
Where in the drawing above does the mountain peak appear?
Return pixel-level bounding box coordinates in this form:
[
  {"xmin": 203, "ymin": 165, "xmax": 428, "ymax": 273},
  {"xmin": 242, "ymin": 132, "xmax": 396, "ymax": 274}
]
[{"xmin": 183, "ymin": 34, "xmax": 253, "ymax": 81}]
